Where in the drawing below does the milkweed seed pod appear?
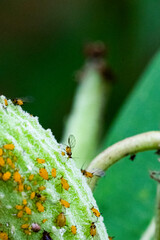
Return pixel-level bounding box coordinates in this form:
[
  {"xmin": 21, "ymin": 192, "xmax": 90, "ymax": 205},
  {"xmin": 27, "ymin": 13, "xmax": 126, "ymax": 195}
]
[{"xmin": 0, "ymin": 96, "xmax": 108, "ymax": 240}]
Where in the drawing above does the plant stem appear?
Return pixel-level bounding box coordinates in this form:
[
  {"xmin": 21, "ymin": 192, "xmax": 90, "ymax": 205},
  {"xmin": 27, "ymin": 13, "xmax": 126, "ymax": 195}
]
[
  {"xmin": 62, "ymin": 42, "xmax": 113, "ymax": 168},
  {"xmin": 140, "ymin": 218, "xmax": 155, "ymax": 240},
  {"xmin": 87, "ymin": 131, "xmax": 160, "ymax": 190},
  {"xmin": 155, "ymin": 183, "xmax": 160, "ymax": 240},
  {"xmin": 62, "ymin": 67, "xmax": 111, "ymax": 168}
]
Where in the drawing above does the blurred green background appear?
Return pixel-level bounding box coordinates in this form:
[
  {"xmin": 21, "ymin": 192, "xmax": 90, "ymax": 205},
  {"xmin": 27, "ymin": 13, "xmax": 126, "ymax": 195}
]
[
  {"xmin": 1, "ymin": 1, "xmax": 160, "ymax": 239},
  {"xmin": 1, "ymin": 0, "xmax": 160, "ymax": 141}
]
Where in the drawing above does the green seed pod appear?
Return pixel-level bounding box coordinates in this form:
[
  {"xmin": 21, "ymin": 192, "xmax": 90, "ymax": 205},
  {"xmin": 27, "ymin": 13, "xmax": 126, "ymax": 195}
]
[{"xmin": 0, "ymin": 96, "xmax": 108, "ymax": 240}]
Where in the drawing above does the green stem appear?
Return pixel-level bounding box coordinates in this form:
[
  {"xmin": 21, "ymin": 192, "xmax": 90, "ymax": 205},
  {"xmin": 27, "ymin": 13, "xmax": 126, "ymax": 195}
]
[
  {"xmin": 62, "ymin": 66, "xmax": 111, "ymax": 168},
  {"xmin": 87, "ymin": 131, "xmax": 160, "ymax": 190},
  {"xmin": 62, "ymin": 41, "xmax": 113, "ymax": 169},
  {"xmin": 140, "ymin": 218, "xmax": 155, "ymax": 240}
]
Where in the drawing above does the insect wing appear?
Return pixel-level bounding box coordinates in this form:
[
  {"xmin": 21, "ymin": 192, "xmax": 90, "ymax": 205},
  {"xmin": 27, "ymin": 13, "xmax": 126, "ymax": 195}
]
[
  {"xmin": 92, "ymin": 168, "xmax": 105, "ymax": 177},
  {"xmin": 20, "ymin": 96, "xmax": 35, "ymax": 103},
  {"xmin": 12, "ymin": 96, "xmax": 34, "ymax": 105},
  {"xmin": 68, "ymin": 135, "xmax": 76, "ymax": 148}
]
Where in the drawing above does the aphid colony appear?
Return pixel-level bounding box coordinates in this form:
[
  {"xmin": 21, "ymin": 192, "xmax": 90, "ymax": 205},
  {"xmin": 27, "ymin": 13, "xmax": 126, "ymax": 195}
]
[
  {"xmin": 0, "ymin": 140, "xmax": 102, "ymax": 239},
  {"xmin": 0, "ymin": 99, "xmax": 106, "ymax": 239}
]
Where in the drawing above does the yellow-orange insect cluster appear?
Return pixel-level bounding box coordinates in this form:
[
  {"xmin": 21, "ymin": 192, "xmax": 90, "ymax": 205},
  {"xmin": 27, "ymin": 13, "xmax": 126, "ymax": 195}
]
[
  {"xmin": 0, "ymin": 144, "xmax": 16, "ymax": 183},
  {"xmin": 0, "ymin": 138, "xmax": 103, "ymax": 239}
]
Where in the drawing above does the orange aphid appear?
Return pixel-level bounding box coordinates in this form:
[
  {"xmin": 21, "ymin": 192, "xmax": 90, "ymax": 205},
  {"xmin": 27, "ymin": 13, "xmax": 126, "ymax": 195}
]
[
  {"xmin": 6, "ymin": 158, "xmax": 12, "ymax": 166},
  {"xmin": 108, "ymin": 237, "xmax": 115, "ymax": 240},
  {"xmin": 17, "ymin": 210, "xmax": 23, "ymax": 218},
  {"xmin": 16, "ymin": 205, "xmax": 23, "ymax": 210},
  {"xmin": 60, "ymin": 199, "xmax": 70, "ymax": 208},
  {"xmin": 3, "ymin": 144, "xmax": 15, "ymax": 150},
  {"xmin": 90, "ymin": 222, "xmax": 96, "ymax": 237},
  {"xmin": 0, "ymin": 148, "xmax": 3, "ymax": 156},
  {"xmin": 66, "ymin": 146, "xmax": 72, "ymax": 158},
  {"xmin": 30, "ymin": 192, "xmax": 35, "ymax": 200},
  {"xmin": 81, "ymin": 169, "xmax": 105, "ymax": 178},
  {"xmin": 23, "ymin": 199, "xmax": 27, "ymax": 205},
  {"xmin": 36, "ymin": 202, "xmax": 44, "ymax": 212},
  {"xmin": 91, "ymin": 207, "xmax": 100, "ymax": 218},
  {"xmin": 4, "ymin": 99, "xmax": 8, "ymax": 106},
  {"xmin": 66, "ymin": 135, "xmax": 76, "ymax": 158},
  {"xmin": 51, "ymin": 168, "xmax": 56, "ymax": 178},
  {"xmin": 61, "ymin": 177, "xmax": 70, "ymax": 191},
  {"xmin": 18, "ymin": 183, "xmax": 24, "ymax": 192},
  {"xmin": 37, "ymin": 158, "xmax": 45, "ymax": 164},
  {"xmin": 0, "ymin": 232, "xmax": 8, "ymax": 240},
  {"xmin": 2, "ymin": 171, "xmax": 11, "ymax": 181},
  {"xmin": 13, "ymin": 171, "xmax": 21, "ymax": 183},
  {"xmin": 0, "ymin": 157, "xmax": 5, "ymax": 167},
  {"xmin": 26, "ymin": 186, "xmax": 31, "ymax": 191},
  {"xmin": 12, "ymin": 98, "xmax": 24, "ymax": 106},
  {"xmin": 42, "ymin": 219, "xmax": 48, "ymax": 223},
  {"xmin": 28, "ymin": 174, "xmax": 34, "ymax": 181},
  {"xmin": 21, "ymin": 224, "xmax": 29, "ymax": 229},
  {"xmin": 25, "ymin": 206, "xmax": 32, "ymax": 215},
  {"xmin": 39, "ymin": 168, "xmax": 48, "ymax": 180},
  {"xmin": 61, "ymin": 151, "xmax": 65, "ymax": 156},
  {"xmin": 38, "ymin": 186, "xmax": 46, "ymax": 191},
  {"xmin": 57, "ymin": 212, "xmax": 66, "ymax": 227},
  {"xmin": 71, "ymin": 225, "xmax": 77, "ymax": 235},
  {"xmin": 81, "ymin": 170, "xmax": 93, "ymax": 178}
]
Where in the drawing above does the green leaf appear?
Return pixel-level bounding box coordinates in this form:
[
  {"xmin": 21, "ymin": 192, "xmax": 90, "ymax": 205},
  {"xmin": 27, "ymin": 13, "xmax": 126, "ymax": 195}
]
[{"xmin": 94, "ymin": 51, "xmax": 160, "ymax": 239}]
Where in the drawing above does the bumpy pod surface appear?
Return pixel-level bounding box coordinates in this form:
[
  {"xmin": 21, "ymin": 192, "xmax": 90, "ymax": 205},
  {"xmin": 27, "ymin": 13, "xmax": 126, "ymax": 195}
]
[{"xmin": 0, "ymin": 96, "xmax": 108, "ymax": 240}]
